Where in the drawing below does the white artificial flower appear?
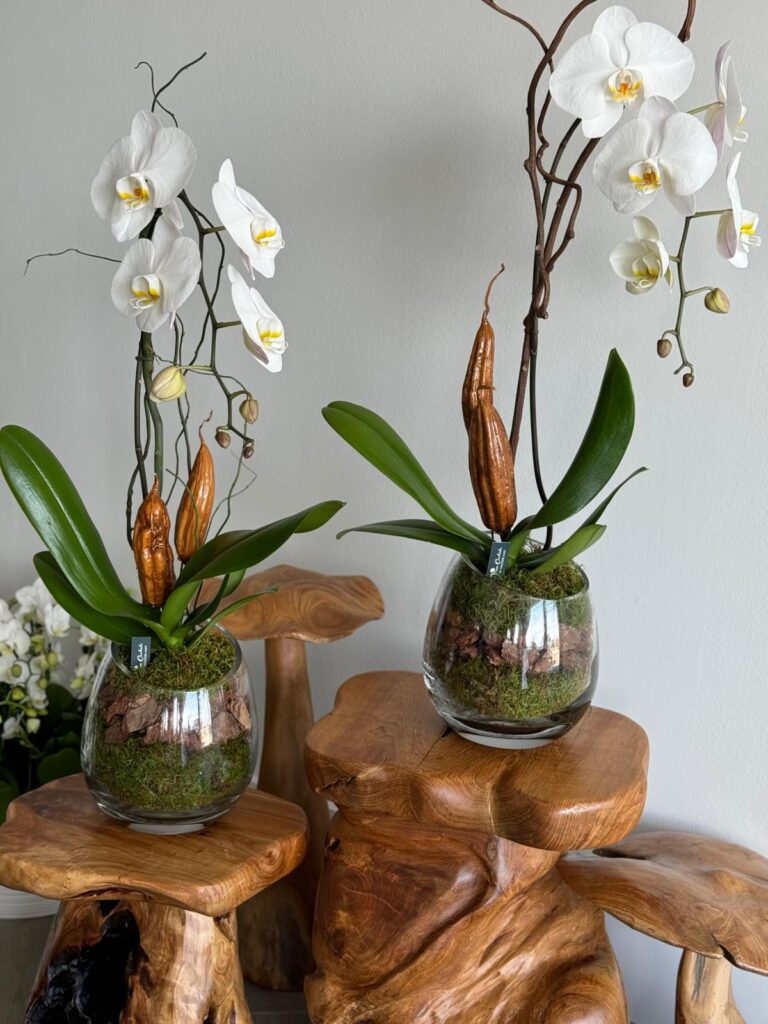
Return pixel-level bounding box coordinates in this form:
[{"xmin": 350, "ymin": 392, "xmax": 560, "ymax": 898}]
[
  {"xmin": 26, "ymin": 718, "xmax": 41, "ymax": 735},
  {"xmin": 549, "ymin": 5, "xmax": 695, "ymax": 138},
  {"xmin": 15, "ymin": 579, "xmax": 52, "ymax": 622},
  {"xmin": 609, "ymin": 216, "xmax": 674, "ymax": 293},
  {"xmin": 2, "ymin": 716, "xmax": 21, "ymax": 740},
  {"xmin": 80, "ymin": 626, "xmax": 100, "ymax": 648},
  {"xmin": 44, "ymin": 604, "xmax": 70, "ymax": 639},
  {"xmin": 91, "ymin": 111, "xmax": 197, "ymax": 242},
  {"xmin": 0, "ymin": 653, "xmax": 16, "ymax": 682},
  {"xmin": 593, "ymin": 96, "xmax": 718, "ymax": 216},
  {"xmin": 228, "ymin": 265, "xmax": 286, "ymax": 373},
  {"xmin": 9, "ymin": 660, "xmax": 30, "ymax": 685},
  {"xmin": 705, "ymin": 42, "xmax": 747, "ymax": 159},
  {"xmin": 111, "ymin": 216, "xmax": 201, "ymax": 332},
  {"xmin": 26, "ymin": 677, "xmax": 48, "ymax": 710},
  {"xmin": 0, "ymin": 619, "xmax": 30, "ymax": 658},
  {"xmin": 212, "ymin": 160, "xmax": 284, "ymax": 279},
  {"xmin": 0, "ymin": 600, "xmax": 11, "ymax": 624},
  {"xmin": 717, "ymin": 152, "xmax": 760, "ymax": 268}
]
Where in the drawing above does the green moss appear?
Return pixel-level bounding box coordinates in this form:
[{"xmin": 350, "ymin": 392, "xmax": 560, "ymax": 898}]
[
  {"xmin": 89, "ymin": 733, "xmax": 252, "ymax": 812},
  {"xmin": 439, "ymin": 657, "xmax": 590, "ymax": 720},
  {"xmin": 111, "ymin": 629, "xmax": 236, "ymax": 697}
]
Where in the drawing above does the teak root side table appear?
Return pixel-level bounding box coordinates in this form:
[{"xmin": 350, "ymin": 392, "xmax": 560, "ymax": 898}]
[
  {"xmin": 304, "ymin": 671, "xmax": 649, "ymax": 1024},
  {"xmin": 0, "ymin": 774, "xmax": 307, "ymax": 1023}
]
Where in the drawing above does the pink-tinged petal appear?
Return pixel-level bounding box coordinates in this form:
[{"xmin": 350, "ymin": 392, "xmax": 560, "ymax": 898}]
[
  {"xmin": 725, "ymin": 151, "xmax": 743, "ymax": 213},
  {"xmin": 111, "ymin": 240, "xmax": 155, "ymax": 317},
  {"xmin": 705, "ymin": 104, "xmax": 726, "ymax": 160},
  {"xmin": 593, "ymin": 118, "xmax": 654, "ymax": 212},
  {"xmin": 581, "ymin": 103, "xmax": 624, "ymax": 139},
  {"xmin": 724, "ymin": 56, "xmax": 745, "ymax": 144},
  {"xmin": 143, "ymin": 127, "xmax": 197, "ymax": 207},
  {"xmin": 714, "ymin": 41, "xmax": 732, "ymax": 100},
  {"xmin": 550, "ymin": 32, "xmax": 615, "ymax": 121},
  {"xmin": 638, "ymin": 96, "xmax": 678, "ymax": 155},
  {"xmin": 626, "ymin": 22, "xmax": 695, "ymax": 101},
  {"xmin": 659, "ymin": 112, "xmax": 718, "ymax": 196},
  {"xmin": 593, "ymin": 6, "xmax": 637, "ymax": 67},
  {"xmin": 156, "ymin": 237, "xmax": 201, "ymax": 314},
  {"xmin": 716, "ymin": 211, "xmax": 739, "ymax": 260}
]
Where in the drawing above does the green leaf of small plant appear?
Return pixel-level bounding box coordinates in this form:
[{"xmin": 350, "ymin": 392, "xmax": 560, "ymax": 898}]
[
  {"xmin": 323, "ymin": 403, "xmax": 489, "ymax": 549},
  {"xmin": 337, "ymin": 519, "xmax": 487, "ymax": 565}
]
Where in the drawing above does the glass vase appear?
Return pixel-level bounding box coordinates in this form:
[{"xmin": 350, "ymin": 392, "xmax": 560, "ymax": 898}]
[
  {"xmin": 423, "ymin": 555, "xmax": 598, "ymax": 747},
  {"xmin": 81, "ymin": 626, "xmax": 257, "ymax": 832}
]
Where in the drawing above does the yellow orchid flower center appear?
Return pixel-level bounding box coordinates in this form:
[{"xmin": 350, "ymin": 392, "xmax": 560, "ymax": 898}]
[
  {"xmin": 629, "ymin": 160, "xmax": 662, "ymax": 195},
  {"xmin": 632, "ymin": 258, "xmax": 660, "ymax": 289},
  {"xmin": 116, "ymin": 173, "xmax": 151, "ymax": 210},
  {"xmin": 257, "ymin": 316, "xmax": 284, "ymax": 348},
  {"xmin": 251, "ymin": 216, "xmax": 279, "ymax": 249},
  {"xmin": 608, "ymin": 69, "xmax": 643, "ymax": 105},
  {"xmin": 740, "ymin": 219, "xmax": 762, "ymax": 247},
  {"xmin": 131, "ymin": 273, "xmax": 162, "ymax": 310}
]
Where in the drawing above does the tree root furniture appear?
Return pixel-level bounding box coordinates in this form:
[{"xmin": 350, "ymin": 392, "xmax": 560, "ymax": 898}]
[
  {"xmin": 0, "ymin": 774, "xmax": 307, "ymax": 1023},
  {"xmin": 304, "ymin": 671, "xmax": 649, "ymax": 1024},
  {"xmin": 205, "ymin": 565, "xmax": 384, "ymax": 991},
  {"xmin": 560, "ymin": 832, "xmax": 768, "ymax": 1024}
]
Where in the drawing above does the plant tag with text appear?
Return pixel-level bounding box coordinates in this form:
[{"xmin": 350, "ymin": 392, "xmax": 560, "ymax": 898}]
[
  {"xmin": 130, "ymin": 636, "xmax": 152, "ymax": 671},
  {"xmin": 487, "ymin": 541, "xmax": 510, "ymax": 576}
]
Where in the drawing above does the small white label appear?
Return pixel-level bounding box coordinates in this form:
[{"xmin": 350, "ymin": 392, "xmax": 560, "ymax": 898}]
[{"xmin": 130, "ymin": 636, "xmax": 152, "ymax": 671}]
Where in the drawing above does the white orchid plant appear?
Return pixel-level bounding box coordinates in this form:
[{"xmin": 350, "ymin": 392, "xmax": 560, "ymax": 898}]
[{"xmin": 0, "ymin": 579, "xmax": 108, "ymax": 820}]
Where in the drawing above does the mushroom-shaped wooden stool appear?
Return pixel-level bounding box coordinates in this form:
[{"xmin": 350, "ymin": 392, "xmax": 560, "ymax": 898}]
[
  {"xmin": 304, "ymin": 671, "xmax": 649, "ymax": 1023},
  {"xmin": 205, "ymin": 565, "xmax": 384, "ymax": 990},
  {"xmin": 0, "ymin": 774, "xmax": 306, "ymax": 1023},
  {"xmin": 559, "ymin": 832, "xmax": 768, "ymax": 1024}
]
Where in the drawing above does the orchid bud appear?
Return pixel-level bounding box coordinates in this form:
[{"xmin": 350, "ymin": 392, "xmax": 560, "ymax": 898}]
[
  {"xmin": 683, "ymin": 372, "xmax": 695, "ymax": 388},
  {"xmin": 242, "ymin": 441, "xmax": 255, "ymax": 459},
  {"xmin": 239, "ymin": 398, "xmax": 260, "ymax": 424},
  {"xmin": 10, "ymin": 688, "xmax": 24, "ymax": 701},
  {"xmin": 26, "ymin": 718, "xmax": 41, "ymax": 734},
  {"xmin": 657, "ymin": 338, "xmax": 672, "ymax": 358},
  {"xmin": 215, "ymin": 428, "xmax": 231, "ymax": 449},
  {"xmin": 704, "ymin": 288, "xmax": 730, "ymax": 314},
  {"xmin": 150, "ymin": 366, "xmax": 187, "ymax": 402}
]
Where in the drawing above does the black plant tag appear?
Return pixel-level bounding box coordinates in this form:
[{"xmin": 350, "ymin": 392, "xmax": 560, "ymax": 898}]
[
  {"xmin": 487, "ymin": 541, "xmax": 510, "ymax": 576},
  {"xmin": 130, "ymin": 636, "xmax": 152, "ymax": 670}
]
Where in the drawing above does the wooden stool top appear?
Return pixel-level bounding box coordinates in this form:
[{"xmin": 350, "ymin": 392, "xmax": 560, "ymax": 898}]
[
  {"xmin": 0, "ymin": 775, "xmax": 307, "ymax": 917},
  {"xmin": 306, "ymin": 672, "xmax": 648, "ymax": 851}
]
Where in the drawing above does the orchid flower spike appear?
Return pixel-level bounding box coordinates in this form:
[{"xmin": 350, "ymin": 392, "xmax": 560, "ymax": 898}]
[
  {"xmin": 549, "ymin": 5, "xmax": 695, "ymax": 138},
  {"xmin": 213, "ymin": 160, "xmax": 284, "ymax": 279},
  {"xmin": 717, "ymin": 152, "xmax": 760, "ymax": 268},
  {"xmin": 609, "ymin": 217, "xmax": 674, "ymax": 293},
  {"xmin": 111, "ymin": 218, "xmax": 201, "ymax": 331},
  {"xmin": 704, "ymin": 42, "xmax": 748, "ymax": 158},
  {"xmin": 593, "ymin": 96, "xmax": 717, "ymax": 216},
  {"xmin": 91, "ymin": 111, "xmax": 196, "ymax": 242},
  {"xmin": 228, "ymin": 266, "xmax": 286, "ymax": 372}
]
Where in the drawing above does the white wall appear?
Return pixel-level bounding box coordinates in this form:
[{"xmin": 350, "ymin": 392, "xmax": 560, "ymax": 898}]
[{"xmin": 2, "ymin": 1, "xmax": 766, "ymax": 1017}]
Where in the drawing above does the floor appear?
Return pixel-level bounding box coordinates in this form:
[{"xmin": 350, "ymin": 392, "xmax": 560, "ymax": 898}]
[{"xmin": 246, "ymin": 985, "xmax": 310, "ymax": 1022}]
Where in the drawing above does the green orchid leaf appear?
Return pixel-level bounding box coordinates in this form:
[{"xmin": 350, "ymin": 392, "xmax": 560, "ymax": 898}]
[
  {"xmin": 528, "ymin": 525, "xmax": 607, "ymax": 577},
  {"xmin": 181, "ymin": 569, "xmax": 247, "ymax": 633},
  {"xmin": 323, "ymin": 402, "xmax": 488, "ymax": 547},
  {"xmin": 1, "ymin": 427, "xmax": 146, "ymax": 618},
  {"xmin": 160, "ymin": 580, "xmax": 202, "ymax": 633},
  {"xmin": 531, "ymin": 350, "xmax": 635, "ymax": 528},
  {"xmin": 34, "ymin": 552, "xmax": 138, "ymax": 646},
  {"xmin": 177, "ymin": 501, "xmax": 344, "ymax": 585},
  {"xmin": 36, "ymin": 748, "xmax": 81, "ymax": 786},
  {"xmin": 185, "ymin": 589, "xmax": 278, "ymax": 647},
  {"xmin": 338, "ymin": 519, "xmax": 488, "ymax": 565}
]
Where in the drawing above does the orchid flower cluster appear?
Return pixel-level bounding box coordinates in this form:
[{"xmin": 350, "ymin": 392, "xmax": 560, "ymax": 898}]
[
  {"xmin": 550, "ymin": 7, "xmax": 757, "ymax": 383},
  {"xmin": 83, "ymin": 56, "xmax": 287, "ymax": 537},
  {"xmin": 0, "ymin": 579, "xmax": 107, "ymax": 744}
]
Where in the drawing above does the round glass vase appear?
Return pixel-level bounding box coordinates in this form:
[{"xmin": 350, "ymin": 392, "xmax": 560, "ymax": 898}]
[
  {"xmin": 81, "ymin": 626, "xmax": 257, "ymax": 833},
  {"xmin": 423, "ymin": 554, "xmax": 598, "ymax": 747}
]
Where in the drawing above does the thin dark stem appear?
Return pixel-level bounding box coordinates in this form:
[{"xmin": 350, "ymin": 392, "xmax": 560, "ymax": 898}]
[
  {"xmin": 133, "ymin": 345, "xmax": 148, "ymax": 498},
  {"xmin": 478, "ymin": 0, "xmax": 549, "ymax": 55},
  {"xmin": 135, "ymin": 53, "xmax": 207, "ymax": 126},
  {"xmin": 24, "ymin": 248, "xmax": 119, "ymax": 276},
  {"xmin": 140, "ymin": 332, "xmax": 164, "ymax": 490}
]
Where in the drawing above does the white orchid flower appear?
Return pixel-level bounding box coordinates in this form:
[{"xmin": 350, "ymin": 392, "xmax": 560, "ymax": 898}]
[
  {"xmin": 593, "ymin": 96, "xmax": 717, "ymax": 216},
  {"xmin": 91, "ymin": 111, "xmax": 196, "ymax": 242},
  {"xmin": 609, "ymin": 216, "xmax": 674, "ymax": 293},
  {"xmin": 111, "ymin": 217, "xmax": 201, "ymax": 332},
  {"xmin": 549, "ymin": 6, "xmax": 695, "ymax": 138},
  {"xmin": 0, "ymin": 619, "xmax": 30, "ymax": 657},
  {"xmin": 717, "ymin": 152, "xmax": 760, "ymax": 268},
  {"xmin": 14, "ymin": 579, "xmax": 52, "ymax": 622},
  {"xmin": 228, "ymin": 265, "xmax": 286, "ymax": 373},
  {"xmin": 2, "ymin": 716, "xmax": 21, "ymax": 741},
  {"xmin": 0, "ymin": 600, "xmax": 11, "ymax": 625},
  {"xmin": 213, "ymin": 160, "xmax": 284, "ymax": 279},
  {"xmin": 704, "ymin": 42, "xmax": 747, "ymax": 158},
  {"xmin": 44, "ymin": 604, "xmax": 70, "ymax": 638}
]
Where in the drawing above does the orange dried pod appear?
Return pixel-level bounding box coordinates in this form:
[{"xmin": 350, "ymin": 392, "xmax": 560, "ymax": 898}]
[
  {"xmin": 175, "ymin": 426, "xmax": 215, "ymax": 563},
  {"xmin": 468, "ymin": 387, "xmax": 517, "ymax": 536},
  {"xmin": 133, "ymin": 477, "xmax": 176, "ymax": 607},
  {"xmin": 461, "ymin": 264, "xmax": 504, "ymax": 432}
]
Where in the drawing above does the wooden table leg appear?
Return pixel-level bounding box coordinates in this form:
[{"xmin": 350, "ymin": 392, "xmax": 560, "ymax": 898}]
[
  {"xmin": 26, "ymin": 897, "xmax": 251, "ymax": 1023},
  {"xmin": 305, "ymin": 812, "xmax": 628, "ymax": 1024},
  {"xmin": 675, "ymin": 951, "xmax": 746, "ymax": 1024}
]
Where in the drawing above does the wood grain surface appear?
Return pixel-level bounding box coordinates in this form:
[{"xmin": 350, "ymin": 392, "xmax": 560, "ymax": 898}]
[
  {"xmin": 305, "ymin": 811, "xmax": 629, "ymax": 1024},
  {"xmin": 200, "ymin": 564, "xmax": 384, "ymax": 642},
  {"xmin": 675, "ymin": 951, "xmax": 746, "ymax": 1024},
  {"xmin": 305, "ymin": 671, "xmax": 649, "ymax": 851},
  {"xmin": 0, "ymin": 775, "xmax": 307, "ymax": 918}
]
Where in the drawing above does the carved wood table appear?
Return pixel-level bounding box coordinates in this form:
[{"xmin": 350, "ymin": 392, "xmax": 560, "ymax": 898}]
[
  {"xmin": 0, "ymin": 774, "xmax": 307, "ymax": 1023},
  {"xmin": 304, "ymin": 671, "xmax": 649, "ymax": 1024}
]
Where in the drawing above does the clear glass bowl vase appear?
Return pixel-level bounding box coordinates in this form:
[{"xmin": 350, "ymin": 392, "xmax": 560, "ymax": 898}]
[
  {"xmin": 423, "ymin": 555, "xmax": 598, "ymax": 747},
  {"xmin": 81, "ymin": 626, "xmax": 257, "ymax": 832}
]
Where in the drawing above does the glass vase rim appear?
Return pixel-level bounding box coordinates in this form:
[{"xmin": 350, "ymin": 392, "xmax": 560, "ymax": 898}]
[
  {"xmin": 455, "ymin": 552, "xmax": 591, "ymax": 601},
  {"xmin": 107, "ymin": 623, "xmax": 243, "ymax": 686}
]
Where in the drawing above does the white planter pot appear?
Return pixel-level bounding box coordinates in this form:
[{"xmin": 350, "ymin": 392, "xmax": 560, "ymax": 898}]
[{"xmin": 0, "ymin": 884, "xmax": 57, "ymax": 920}]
